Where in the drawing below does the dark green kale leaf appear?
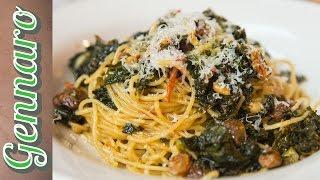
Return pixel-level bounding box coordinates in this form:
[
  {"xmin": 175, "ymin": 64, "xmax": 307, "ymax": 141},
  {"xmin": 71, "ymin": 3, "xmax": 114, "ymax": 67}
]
[
  {"xmin": 53, "ymin": 86, "xmax": 87, "ymax": 126},
  {"xmin": 132, "ymin": 31, "xmax": 148, "ymax": 39},
  {"xmin": 122, "ymin": 123, "xmax": 143, "ymax": 134},
  {"xmin": 69, "ymin": 36, "xmax": 119, "ymax": 79},
  {"xmin": 203, "ymin": 9, "xmax": 246, "ymax": 41},
  {"xmin": 245, "ymin": 122, "xmax": 275, "ymax": 146},
  {"xmin": 93, "ymin": 86, "xmax": 117, "ymax": 110},
  {"xmin": 186, "ymin": 40, "xmax": 258, "ymax": 120},
  {"xmin": 262, "ymin": 95, "xmax": 275, "ymax": 115},
  {"xmin": 182, "ymin": 123, "xmax": 229, "ymax": 152},
  {"xmin": 134, "ymin": 77, "xmax": 151, "ymax": 92},
  {"xmin": 273, "ymin": 107, "xmax": 320, "ymax": 156},
  {"xmin": 187, "ymin": 60, "xmax": 241, "ymax": 120},
  {"xmin": 181, "ymin": 122, "xmax": 261, "ymax": 175},
  {"xmin": 105, "ymin": 63, "xmax": 131, "ymax": 84},
  {"xmin": 202, "ymin": 9, "xmax": 227, "ymax": 24},
  {"xmin": 68, "ymin": 51, "xmax": 90, "ymax": 74},
  {"xmin": 232, "ymin": 27, "xmax": 246, "ymax": 40},
  {"xmin": 186, "ymin": 60, "xmax": 201, "ymax": 79},
  {"xmin": 134, "ymin": 71, "xmax": 161, "ymax": 92},
  {"xmin": 53, "ymin": 106, "xmax": 86, "ymax": 126}
]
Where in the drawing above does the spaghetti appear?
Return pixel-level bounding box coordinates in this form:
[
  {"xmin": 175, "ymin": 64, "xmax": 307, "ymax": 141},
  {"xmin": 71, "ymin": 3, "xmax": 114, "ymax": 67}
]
[{"xmin": 53, "ymin": 9, "xmax": 320, "ymax": 178}]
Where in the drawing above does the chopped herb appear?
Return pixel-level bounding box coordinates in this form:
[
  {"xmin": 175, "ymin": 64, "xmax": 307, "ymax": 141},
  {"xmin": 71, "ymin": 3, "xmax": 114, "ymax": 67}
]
[
  {"xmin": 203, "ymin": 9, "xmax": 226, "ymax": 23},
  {"xmin": 180, "ymin": 122, "xmax": 261, "ymax": 175},
  {"xmin": 132, "ymin": 31, "xmax": 149, "ymax": 39},
  {"xmin": 93, "ymin": 86, "xmax": 117, "ymax": 110},
  {"xmin": 105, "ymin": 63, "xmax": 131, "ymax": 84},
  {"xmin": 262, "ymin": 95, "xmax": 275, "ymax": 116},
  {"xmin": 69, "ymin": 36, "xmax": 119, "ymax": 79},
  {"xmin": 233, "ymin": 28, "xmax": 246, "ymax": 40},
  {"xmin": 273, "ymin": 108, "xmax": 320, "ymax": 156},
  {"xmin": 53, "ymin": 106, "xmax": 86, "ymax": 126},
  {"xmin": 245, "ymin": 122, "xmax": 275, "ymax": 146}
]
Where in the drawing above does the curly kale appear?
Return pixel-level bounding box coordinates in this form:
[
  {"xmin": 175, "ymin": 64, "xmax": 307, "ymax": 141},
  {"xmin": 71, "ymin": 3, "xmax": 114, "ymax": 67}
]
[
  {"xmin": 132, "ymin": 31, "xmax": 149, "ymax": 39},
  {"xmin": 53, "ymin": 86, "xmax": 87, "ymax": 126},
  {"xmin": 134, "ymin": 77, "xmax": 151, "ymax": 91},
  {"xmin": 187, "ymin": 61, "xmax": 242, "ymax": 120},
  {"xmin": 181, "ymin": 122, "xmax": 261, "ymax": 175},
  {"xmin": 203, "ymin": 9, "xmax": 246, "ymax": 41},
  {"xmin": 186, "ymin": 39, "xmax": 257, "ymax": 120},
  {"xmin": 203, "ymin": 9, "xmax": 227, "ymax": 26},
  {"xmin": 53, "ymin": 106, "xmax": 86, "ymax": 126},
  {"xmin": 232, "ymin": 27, "xmax": 246, "ymax": 40},
  {"xmin": 93, "ymin": 86, "xmax": 117, "ymax": 110},
  {"xmin": 273, "ymin": 108, "xmax": 320, "ymax": 156},
  {"xmin": 105, "ymin": 63, "xmax": 131, "ymax": 84},
  {"xmin": 262, "ymin": 95, "xmax": 275, "ymax": 116},
  {"xmin": 69, "ymin": 36, "xmax": 119, "ymax": 79},
  {"xmin": 133, "ymin": 70, "xmax": 159, "ymax": 92},
  {"xmin": 245, "ymin": 122, "xmax": 275, "ymax": 146}
]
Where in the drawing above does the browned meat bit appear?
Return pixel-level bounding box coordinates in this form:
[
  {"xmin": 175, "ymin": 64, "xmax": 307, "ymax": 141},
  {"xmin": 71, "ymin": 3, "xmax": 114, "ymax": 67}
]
[
  {"xmin": 271, "ymin": 103, "xmax": 290, "ymax": 121},
  {"xmin": 169, "ymin": 153, "xmax": 192, "ymax": 176},
  {"xmin": 258, "ymin": 148, "xmax": 282, "ymax": 169},
  {"xmin": 179, "ymin": 38, "xmax": 194, "ymax": 53},
  {"xmin": 53, "ymin": 82, "xmax": 87, "ymax": 110},
  {"xmin": 187, "ymin": 163, "xmax": 204, "ymax": 178},
  {"xmin": 224, "ymin": 119, "xmax": 247, "ymax": 145},
  {"xmin": 250, "ymin": 49, "xmax": 270, "ymax": 79},
  {"xmin": 195, "ymin": 19, "xmax": 210, "ymax": 37}
]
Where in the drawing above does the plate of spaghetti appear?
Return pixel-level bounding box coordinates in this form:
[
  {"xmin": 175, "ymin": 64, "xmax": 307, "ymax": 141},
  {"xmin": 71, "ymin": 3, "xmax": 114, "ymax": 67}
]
[{"xmin": 53, "ymin": 0, "xmax": 320, "ymax": 179}]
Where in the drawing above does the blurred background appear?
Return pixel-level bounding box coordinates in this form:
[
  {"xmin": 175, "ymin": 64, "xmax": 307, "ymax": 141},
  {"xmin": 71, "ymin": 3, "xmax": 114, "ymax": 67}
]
[{"xmin": 54, "ymin": 0, "xmax": 319, "ymax": 10}]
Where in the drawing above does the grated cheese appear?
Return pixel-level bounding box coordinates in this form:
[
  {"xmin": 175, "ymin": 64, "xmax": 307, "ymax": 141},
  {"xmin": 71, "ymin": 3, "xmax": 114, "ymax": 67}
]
[
  {"xmin": 212, "ymin": 93, "xmax": 222, "ymax": 100},
  {"xmin": 245, "ymin": 115, "xmax": 262, "ymax": 131},
  {"xmin": 139, "ymin": 11, "xmax": 220, "ymax": 72},
  {"xmin": 119, "ymin": 9, "xmax": 271, "ymax": 96},
  {"xmin": 274, "ymin": 98, "xmax": 290, "ymax": 107}
]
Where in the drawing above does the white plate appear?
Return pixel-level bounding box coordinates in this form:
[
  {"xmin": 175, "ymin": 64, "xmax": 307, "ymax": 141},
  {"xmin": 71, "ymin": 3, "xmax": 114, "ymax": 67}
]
[{"xmin": 53, "ymin": 0, "xmax": 320, "ymax": 179}]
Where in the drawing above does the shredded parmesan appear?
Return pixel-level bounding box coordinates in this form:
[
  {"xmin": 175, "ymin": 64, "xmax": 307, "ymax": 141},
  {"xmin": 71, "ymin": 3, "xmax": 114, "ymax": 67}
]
[
  {"xmin": 274, "ymin": 98, "xmax": 290, "ymax": 107},
  {"xmin": 245, "ymin": 115, "xmax": 262, "ymax": 131},
  {"xmin": 141, "ymin": 11, "xmax": 218, "ymax": 70},
  {"xmin": 119, "ymin": 9, "xmax": 270, "ymax": 96}
]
